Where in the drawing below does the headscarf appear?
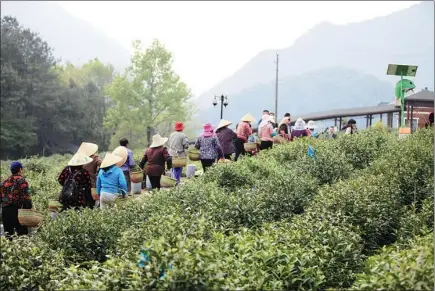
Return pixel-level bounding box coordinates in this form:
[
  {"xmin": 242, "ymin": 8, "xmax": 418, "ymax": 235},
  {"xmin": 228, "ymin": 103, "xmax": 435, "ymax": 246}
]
[
  {"xmin": 293, "ymin": 118, "xmax": 307, "ymax": 131},
  {"xmin": 259, "ymin": 115, "xmax": 275, "ymax": 136}
]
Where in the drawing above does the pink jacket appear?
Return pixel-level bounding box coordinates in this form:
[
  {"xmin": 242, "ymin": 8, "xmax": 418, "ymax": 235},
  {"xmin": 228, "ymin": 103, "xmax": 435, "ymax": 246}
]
[{"xmin": 260, "ymin": 123, "xmax": 274, "ymax": 142}]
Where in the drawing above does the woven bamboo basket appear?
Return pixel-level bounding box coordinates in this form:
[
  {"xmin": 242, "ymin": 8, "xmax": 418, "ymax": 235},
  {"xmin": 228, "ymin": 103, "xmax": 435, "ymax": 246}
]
[
  {"xmin": 244, "ymin": 142, "xmax": 257, "ymax": 151},
  {"xmin": 91, "ymin": 188, "xmax": 99, "ymax": 201},
  {"xmin": 188, "ymin": 149, "xmax": 200, "ymax": 161},
  {"xmin": 130, "ymin": 171, "xmax": 144, "ymax": 183},
  {"xmin": 256, "ymin": 138, "xmax": 262, "ymax": 145},
  {"xmin": 172, "ymin": 157, "xmax": 187, "ymax": 168},
  {"xmin": 161, "ymin": 175, "xmax": 177, "ymax": 188},
  {"xmin": 18, "ymin": 209, "xmax": 44, "ymax": 228},
  {"xmin": 48, "ymin": 200, "xmax": 62, "ymax": 211},
  {"xmin": 273, "ymin": 136, "xmax": 287, "ymax": 144}
]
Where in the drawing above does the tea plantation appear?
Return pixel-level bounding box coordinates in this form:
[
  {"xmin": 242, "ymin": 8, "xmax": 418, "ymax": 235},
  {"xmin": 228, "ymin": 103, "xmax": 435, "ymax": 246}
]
[{"xmin": 1, "ymin": 128, "xmax": 433, "ymax": 290}]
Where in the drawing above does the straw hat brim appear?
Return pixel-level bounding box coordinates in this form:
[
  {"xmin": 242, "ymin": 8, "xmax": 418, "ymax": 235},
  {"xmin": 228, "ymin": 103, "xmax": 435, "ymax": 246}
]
[
  {"xmin": 241, "ymin": 113, "xmax": 256, "ymax": 122},
  {"xmin": 112, "ymin": 146, "xmax": 128, "ymax": 167},
  {"xmin": 77, "ymin": 142, "xmax": 98, "ymax": 156},
  {"xmin": 68, "ymin": 152, "xmax": 93, "ymax": 167},
  {"xmin": 216, "ymin": 119, "xmax": 232, "ymax": 130},
  {"xmin": 101, "ymin": 152, "xmax": 123, "ymax": 168},
  {"xmin": 150, "ymin": 137, "xmax": 168, "ymax": 148}
]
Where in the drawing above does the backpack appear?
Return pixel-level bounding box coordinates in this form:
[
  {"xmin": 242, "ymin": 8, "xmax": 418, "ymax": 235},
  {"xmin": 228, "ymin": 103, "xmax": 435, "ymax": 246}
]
[{"xmin": 60, "ymin": 168, "xmax": 80, "ymax": 204}]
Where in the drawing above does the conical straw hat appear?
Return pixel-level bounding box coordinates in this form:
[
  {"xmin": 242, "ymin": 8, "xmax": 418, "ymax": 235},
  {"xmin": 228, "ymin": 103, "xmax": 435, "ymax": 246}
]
[
  {"xmin": 100, "ymin": 152, "xmax": 123, "ymax": 169},
  {"xmin": 216, "ymin": 119, "xmax": 232, "ymax": 130},
  {"xmin": 241, "ymin": 113, "xmax": 256, "ymax": 122},
  {"xmin": 68, "ymin": 152, "xmax": 93, "ymax": 167},
  {"xmin": 150, "ymin": 134, "xmax": 168, "ymax": 148},
  {"xmin": 112, "ymin": 146, "xmax": 128, "ymax": 167},
  {"xmin": 77, "ymin": 142, "xmax": 98, "ymax": 156}
]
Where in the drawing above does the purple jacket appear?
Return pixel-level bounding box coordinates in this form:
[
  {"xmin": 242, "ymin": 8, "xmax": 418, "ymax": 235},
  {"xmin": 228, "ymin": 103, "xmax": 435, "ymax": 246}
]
[
  {"xmin": 216, "ymin": 127, "xmax": 237, "ymax": 155},
  {"xmin": 291, "ymin": 129, "xmax": 308, "ymax": 139},
  {"xmin": 120, "ymin": 148, "xmax": 135, "ymax": 172}
]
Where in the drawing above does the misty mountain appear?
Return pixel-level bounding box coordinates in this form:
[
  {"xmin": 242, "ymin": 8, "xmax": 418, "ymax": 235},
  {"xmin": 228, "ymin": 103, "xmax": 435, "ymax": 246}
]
[
  {"xmin": 202, "ymin": 67, "xmax": 395, "ymax": 126},
  {"xmin": 197, "ymin": 1, "xmax": 434, "ymax": 115},
  {"xmin": 0, "ymin": 1, "xmax": 131, "ymax": 72}
]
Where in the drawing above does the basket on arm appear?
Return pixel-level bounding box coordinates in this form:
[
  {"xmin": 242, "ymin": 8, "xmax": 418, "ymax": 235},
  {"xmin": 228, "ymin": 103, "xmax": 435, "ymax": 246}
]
[
  {"xmin": 172, "ymin": 157, "xmax": 187, "ymax": 168},
  {"xmin": 244, "ymin": 142, "xmax": 257, "ymax": 152},
  {"xmin": 161, "ymin": 175, "xmax": 177, "ymax": 188},
  {"xmin": 130, "ymin": 171, "xmax": 144, "ymax": 183},
  {"xmin": 188, "ymin": 149, "xmax": 200, "ymax": 161},
  {"xmin": 18, "ymin": 209, "xmax": 44, "ymax": 228}
]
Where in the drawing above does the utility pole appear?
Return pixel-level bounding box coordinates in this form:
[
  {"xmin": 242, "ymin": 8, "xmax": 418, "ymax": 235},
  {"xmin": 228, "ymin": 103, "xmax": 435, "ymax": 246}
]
[{"xmin": 274, "ymin": 53, "xmax": 279, "ymax": 119}]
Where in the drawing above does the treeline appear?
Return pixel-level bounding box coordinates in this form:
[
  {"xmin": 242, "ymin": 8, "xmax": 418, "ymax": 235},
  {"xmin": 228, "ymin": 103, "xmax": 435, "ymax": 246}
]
[{"xmin": 1, "ymin": 16, "xmax": 195, "ymax": 159}]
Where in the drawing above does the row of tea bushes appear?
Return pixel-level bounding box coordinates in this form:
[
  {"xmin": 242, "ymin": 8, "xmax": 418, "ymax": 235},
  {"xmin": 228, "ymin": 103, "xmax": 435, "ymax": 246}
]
[
  {"xmin": 351, "ymin": 233, "xmax": 434, "ymax": 290},
  {"xmin": 0, "ymin": 128, "xmax": 433, "ymax": 290}
]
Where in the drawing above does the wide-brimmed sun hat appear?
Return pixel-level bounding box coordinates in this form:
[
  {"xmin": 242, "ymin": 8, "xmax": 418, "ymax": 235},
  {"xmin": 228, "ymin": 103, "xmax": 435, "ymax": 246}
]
[
  {"xmin": 150, "ymin": 134, "xmax": 168, "ymax": 148},
  {"xmin": 307, "ymin": 120, "xmax": 317, "ymax": 129},
  {"xmin": 112, "ymin": 146, "xmax": 128, "ymax": 167},
  {"xmin": 216, "ymin": 119, "xmax": 232, "ymax": 130},
  {"xmin": 100, "ymin": 152, "xmax": 123, "ymax": 168},
  {"xmin": 77, "ymin": 142, "xmax": 98, "ymax": 157},
  {"xmin": 174, "ymin": 122, "xmax": 184, "ymax": 131},
  {"xmin": 68, "ymin": 152, "xmax": 93, "ymax": 167},
  {"xmin": 241, "ymin": 113, "xmax": 256, "ymax": 123}
]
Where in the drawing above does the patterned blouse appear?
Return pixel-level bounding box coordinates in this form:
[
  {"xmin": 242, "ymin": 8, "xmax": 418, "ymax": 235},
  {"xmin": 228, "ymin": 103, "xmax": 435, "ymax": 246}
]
[
  {"xmin": 58, "ymin": 166, "xmax": 93, "ymax": 208},
  {"xmin": 0, "ymin": 174, "xmax": 32, "ymax": 208},
  {"xmin": 195, "ymin": 136, "xmax": 224, "ymax": 160}
]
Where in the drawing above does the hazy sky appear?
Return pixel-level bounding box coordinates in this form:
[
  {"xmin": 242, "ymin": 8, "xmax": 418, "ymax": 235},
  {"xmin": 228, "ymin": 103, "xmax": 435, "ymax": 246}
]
[{"xmin": 56, "ymin": 1, "xmax": 418, "ymax": 96}]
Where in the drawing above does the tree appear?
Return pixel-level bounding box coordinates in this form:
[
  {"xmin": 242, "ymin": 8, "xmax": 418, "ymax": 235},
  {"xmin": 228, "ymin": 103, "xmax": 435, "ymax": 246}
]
[
  {"xmin": 105, "ymin": 39, "xmax": 195, "ymax": 149},
  {"xmin": 1, "ymin": 16, "xmax": 59, "ymax": 158},
  {"xmin": 1, "ymin": 16, "xmax": 117, "ymax": 158}
]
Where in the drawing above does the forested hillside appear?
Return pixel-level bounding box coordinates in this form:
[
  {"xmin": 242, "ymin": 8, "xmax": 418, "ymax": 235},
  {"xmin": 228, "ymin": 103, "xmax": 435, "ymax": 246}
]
[{"xmin": 0, "ymin": 17, "xmax": 194, "ymax": 159}]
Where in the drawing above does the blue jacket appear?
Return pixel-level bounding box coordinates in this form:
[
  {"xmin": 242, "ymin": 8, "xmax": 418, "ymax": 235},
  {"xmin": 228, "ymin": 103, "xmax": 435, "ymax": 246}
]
[{"xmin": 96, "ymin": 165, "xmax": 128, "ymax": 196}]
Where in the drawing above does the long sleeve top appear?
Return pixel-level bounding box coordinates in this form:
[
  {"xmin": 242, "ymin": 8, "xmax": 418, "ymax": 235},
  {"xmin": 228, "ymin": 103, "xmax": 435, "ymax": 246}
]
[
  {"xmin": 260, "ymin": 123, "xmax": 274, "ymax": 142},
  {"xmin": 236, "ymin": 121, "xmax": 252, "ymax": 142},
  {"xmin": 139, "ymin": 146, "xmax": 172, "ymax": 176},
  {"xmin": 195, "ymin": 136, "xmax": 224, "ymax": 160},
  {"xmin": 216, "ymin": 127, "xmax": 237, "ymax": 155},
  {"xmin": 120, "ymin": 148, "xmax": 135, "ymax": 172},
  {"xmin": 58, "ymin": 166, "xmax": 93, "ymax": 207},
  {"xmin": 96, "ymin": 165, "xmax": 128, "ymax": 196},
  {"xmin": 0, "ymin": 174, "xmax": 32, "ymax": 208}
]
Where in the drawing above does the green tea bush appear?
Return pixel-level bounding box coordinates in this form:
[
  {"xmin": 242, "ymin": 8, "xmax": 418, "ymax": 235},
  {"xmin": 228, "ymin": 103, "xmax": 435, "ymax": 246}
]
[
  {"xmin": 395, "ymin": 193, "xmax": 434, "ymax": 246},
  {"xmin": 36, "ymin": 202, "xmax": 151, "ymax": 264},
  {"xmin": 0, "ymin": 236, "xmax": 66, "ymax": 290},
  {"xmin": 306, "ymin": 173, "xmax": 402, "ymax": 251},
  {"xmin": 369, "ymin": 127, "xmax": 434, "ymax": 206},
  {"xmin": 336, "ymin": 129, "xmax": 392, "ymax": 169},
  {"xmin": 1, "ymin": 128, "xmax": 433, "ymax": 290},
  {"xmin": 351, "ymin": 233, "xmax": 434, "ymax": 290}
]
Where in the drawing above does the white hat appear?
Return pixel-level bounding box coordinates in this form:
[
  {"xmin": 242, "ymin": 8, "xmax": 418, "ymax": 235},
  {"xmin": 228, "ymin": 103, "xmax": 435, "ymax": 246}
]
[
  {"xmin": 77, "ymin": 142, "xmax": 98, "ymax": 156},
  {"xmin": 216, "ymin": 119, "xmax": 232, "ymax": 130},
  {"xmin": 241, "ymin": 113, "xmax": 256, "ymax": 122},
  {"xmin": 307, "ymin": 120, "xmax": 317, "ymax": 129},
  {"xmin": 294, "ymin": 118, "xmax": 307, "ymax": 130},
  {"xmin": 68, "ymin": 152, "xmax": 93, "ymax": 167},
  {"xmin": 150, "ymin": 134, "xmax": 168, "ymax": 148},
  {"xmin": 112, "ymin": 146, "xmax": 128, "ymax": 167},
  {"xmin": 100, "ymin": 152, "xmax": 123, "ymax": 168}
]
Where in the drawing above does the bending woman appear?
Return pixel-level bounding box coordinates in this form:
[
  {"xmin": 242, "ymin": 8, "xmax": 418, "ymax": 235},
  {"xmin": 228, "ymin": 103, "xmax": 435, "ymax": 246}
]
[{"xmin": 96, "ymin": 153, "xmax": 128, "ymax": 209}]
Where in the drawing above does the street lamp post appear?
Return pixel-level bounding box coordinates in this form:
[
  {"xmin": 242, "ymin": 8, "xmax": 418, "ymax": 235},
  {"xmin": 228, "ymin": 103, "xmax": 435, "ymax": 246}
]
[{"xmin": 213, "ymin": 94, "xmax": 228, "ymax": 119}]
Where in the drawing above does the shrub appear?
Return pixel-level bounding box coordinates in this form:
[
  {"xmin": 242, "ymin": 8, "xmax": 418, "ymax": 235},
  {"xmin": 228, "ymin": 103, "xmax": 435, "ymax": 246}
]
[
  {"xmin": 306, "ymin": 173, "xmax": 402, "ymax": 251},
  {"xmin": 0, "ymin": 236, "xmax": 66, "ymax": 290},
  {"xmin": 337, "ymin": 129, "xmax": 392, "ymax": 169},
  {"xmin": 36, "ymin": 202, "xmax": 151, "ymax": 264},
  {"xmin": 351, "ymin": 233, "xmax": 434, "ymax": 290}
]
